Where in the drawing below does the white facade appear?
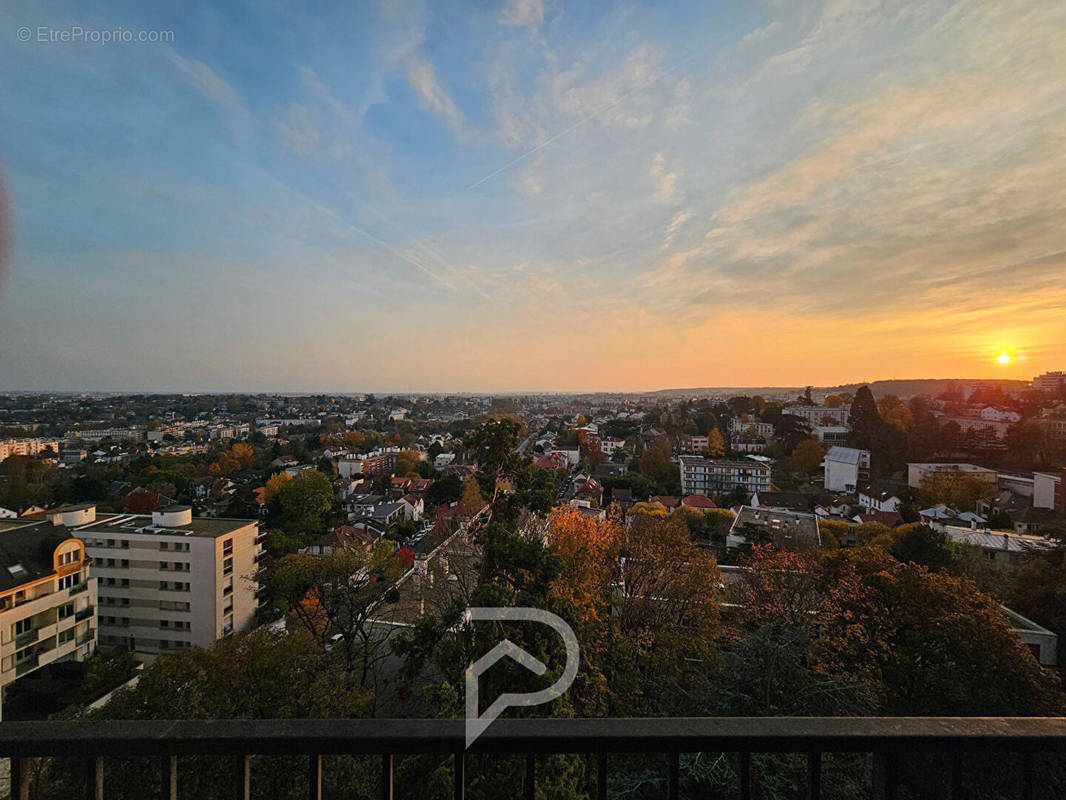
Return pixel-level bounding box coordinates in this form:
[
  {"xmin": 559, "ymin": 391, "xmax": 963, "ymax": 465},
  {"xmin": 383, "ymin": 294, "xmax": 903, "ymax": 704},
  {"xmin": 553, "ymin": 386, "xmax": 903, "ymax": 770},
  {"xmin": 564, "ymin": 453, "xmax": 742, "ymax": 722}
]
[
  {"xmin": 1033, "ymin": 472, "xmax": 1061, "ymax": 510},
  {"xmin": 782, "ymin": 405, "xmax": 850, "ymax": 427},
  {"xmin": 0, "ymin": 438, "xmax": 60, "ymax": 460},
  {"xmin": 823, "ymin": 447, "xmax": 870, "ymax": 492},
  {"xmin": 73, "ymin": 505, "xmax": 260, "ymax": 655}
]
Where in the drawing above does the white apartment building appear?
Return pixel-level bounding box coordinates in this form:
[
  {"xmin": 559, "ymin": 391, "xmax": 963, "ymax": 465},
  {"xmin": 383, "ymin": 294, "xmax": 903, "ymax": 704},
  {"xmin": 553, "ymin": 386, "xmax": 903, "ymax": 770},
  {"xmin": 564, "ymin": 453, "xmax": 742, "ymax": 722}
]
[
  {"xmin": 782, "ymin": 405, "xmax": 850, "ymax": 427},
  {"xmin": 812, "ymin": 425, "xmax": 849, "ymax": 446},
  {"xmin": 728, "ymin": 418, "xmax": 775, "ymax": 438},
  {"xmin": 0, "ymin": 511, "xmax": 98, "ymax": 718},
  {"xmin": 1033, "ymin": 371, "xmax": 1065, "ymax": 394},
  {"xmin": 823, "ymin": 447, "xmax": 870, "ymax": 493},
  {"xmin": 71, "ymin": 504, "xmax": 260, "ymax": 655},
  {"xmin": 679, "ymin": 456, "xmax": 771, "ymax": 497},
  {"xmin": 0, "ymin": 438, "xmax": 60, "ymax": 461}
]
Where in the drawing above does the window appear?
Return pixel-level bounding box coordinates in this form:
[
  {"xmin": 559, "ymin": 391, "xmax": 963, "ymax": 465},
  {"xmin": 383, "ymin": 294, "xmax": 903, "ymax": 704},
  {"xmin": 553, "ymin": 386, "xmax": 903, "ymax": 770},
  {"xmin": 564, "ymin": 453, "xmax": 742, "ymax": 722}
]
[
  {"xmin": 222, "ymin": 538, "xmax": 233, "ymax": 555},
  {"xmin": 160, "ymin": 542, "xmax": 169, "ymax": 551},
  {"xmin": 223, "ymin": 557, "xmax": 233, "ymax": 576},
  {"xmin": 159, "ymin": 581, "xmax": 169, "ymax": 590},
  {"xmin": 160, "ymin": 561, "xmax": 169, "ymax": 570},
  {"xmin": 15, "ymin": 617, "xmax": 33, "ymax": 635},
  {"xmin": 58, "ymin": 603, "xmax": 74, "ymax": 620},
  {"xmin": 121, "ymin": 540, "xmax": 130, "ymax": 549},
  {"xmin": 121, "ymin": 559, "xmax": 129, "ymax": 568},
  {"xmin": 58, "ymin": 628, "xmax": 74, "ymax": 644}
]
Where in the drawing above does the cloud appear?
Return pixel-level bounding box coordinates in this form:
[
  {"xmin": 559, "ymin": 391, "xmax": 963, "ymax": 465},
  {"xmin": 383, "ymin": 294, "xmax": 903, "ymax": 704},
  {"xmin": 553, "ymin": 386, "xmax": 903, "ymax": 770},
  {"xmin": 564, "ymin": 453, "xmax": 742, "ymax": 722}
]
[
  {"xmin": 663, "ymin": 210, "xmax": 693, "ymax": 248},
  {"xmin": 649, "ymin": 153, "xmax": 681, "ymax": 204},
  {"xmin": 406, "ymin": 57, "xmax": 466, "ymax": 132},
  {"xmin": 499, "ymin": 0, "xmax": 544, "ymax": 29},
  {"xmin": 165, "ymin": 51, "xmax": 251, "ymax": 134},
  {"xmin": 278, "ymin": 103, "xmax": 320, "ymax": 156}
]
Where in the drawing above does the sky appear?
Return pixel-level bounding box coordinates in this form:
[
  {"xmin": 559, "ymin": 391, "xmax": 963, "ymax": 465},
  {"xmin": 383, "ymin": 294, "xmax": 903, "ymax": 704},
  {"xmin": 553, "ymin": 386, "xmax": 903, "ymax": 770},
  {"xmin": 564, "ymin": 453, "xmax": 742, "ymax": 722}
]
[{"xmin": 1, "ymin": 0, "xmax": 1064, "ymax": 393}]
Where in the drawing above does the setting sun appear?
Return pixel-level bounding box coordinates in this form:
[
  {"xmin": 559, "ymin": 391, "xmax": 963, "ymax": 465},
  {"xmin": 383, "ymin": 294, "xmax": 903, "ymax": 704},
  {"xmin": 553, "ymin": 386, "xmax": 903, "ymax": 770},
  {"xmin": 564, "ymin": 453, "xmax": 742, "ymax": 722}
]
[{"xmin": 996, "ymin": 351, "xmax": 1013, "ymax": 365}]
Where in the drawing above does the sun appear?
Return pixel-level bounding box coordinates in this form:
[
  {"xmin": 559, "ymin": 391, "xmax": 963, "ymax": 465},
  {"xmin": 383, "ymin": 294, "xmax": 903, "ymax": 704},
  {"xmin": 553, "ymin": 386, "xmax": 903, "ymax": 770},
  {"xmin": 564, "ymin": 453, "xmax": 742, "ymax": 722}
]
[{"xmin": 996, "ymin": 351, "xmax": 1012, "ymax": 365}]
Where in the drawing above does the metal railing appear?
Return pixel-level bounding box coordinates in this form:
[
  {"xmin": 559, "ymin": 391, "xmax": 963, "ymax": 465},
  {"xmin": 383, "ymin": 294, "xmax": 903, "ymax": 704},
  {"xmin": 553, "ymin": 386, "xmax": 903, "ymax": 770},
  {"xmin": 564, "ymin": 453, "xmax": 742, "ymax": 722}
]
[
  {"xmin": 75, "ymin": 607, "xmax": 94, "ymax": 622},
  {"xmin": 14, "ymin": 629, "xmax": 38, "ymax": 649},
  {"xmin": 1, "ymin": 717, "xmax": 1064, "ymax": 800}
]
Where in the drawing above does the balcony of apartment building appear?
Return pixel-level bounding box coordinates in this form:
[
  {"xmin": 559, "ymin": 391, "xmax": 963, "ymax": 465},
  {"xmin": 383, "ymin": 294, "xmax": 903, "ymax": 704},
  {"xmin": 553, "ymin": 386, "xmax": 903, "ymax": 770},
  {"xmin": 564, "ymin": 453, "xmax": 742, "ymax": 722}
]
[{"xmin": 1, "ymin": 717, "xmax": 1065, "ymax": 799}]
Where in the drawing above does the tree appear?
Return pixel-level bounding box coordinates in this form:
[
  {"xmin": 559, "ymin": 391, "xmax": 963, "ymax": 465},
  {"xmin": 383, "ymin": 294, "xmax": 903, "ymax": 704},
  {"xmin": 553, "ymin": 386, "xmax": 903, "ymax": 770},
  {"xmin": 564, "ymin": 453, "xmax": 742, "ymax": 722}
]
[
  {"xmin": 394, "ymin": 448, "xmax": 423, "ymax": 477},
  {"xmin": 790, "ymin": 438, "xmax": 826, "ymax": 476},
  {"xmin": 455, "ymin": 475, "xmax": 486, "ymax": 518},
  {"xmin": 276, "ymin": 469, "xmax": 335, "ymax": 542},
  {"xmin": 848, "ymin": 386, "xmax": 883, "ymax": 450},
  {"xmin": 888, "ymin": 524, "xmax": 954, "ymax": 571},
  {"xmin": 263, "ymin": 471, "xmax": 293, "ymax": 504},
  {"xmin": 426, "ymin": 472, "xmax": 462, "ymax": 506},
  {"xmin": 706, "ymin": 428, "xmax": 726, "ymax": 457},
  {"xmin": 917, "ymin": 472, "xmax": 997, "ymax": 511},
  {"xmin": 269, "ymin": 544, "xmax": 406, "ymax": 686},
  {"xmin": 638, "ymin": 436, "xmax": 677, "ymax": 486}
]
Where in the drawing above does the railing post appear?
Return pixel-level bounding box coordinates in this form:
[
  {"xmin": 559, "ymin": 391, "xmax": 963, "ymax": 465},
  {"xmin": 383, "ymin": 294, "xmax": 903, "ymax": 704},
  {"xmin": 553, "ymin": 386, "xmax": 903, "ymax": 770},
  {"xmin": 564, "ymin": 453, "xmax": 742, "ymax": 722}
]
[
  {"xmin": 525, "ymin": 753, "xmax": 535, "ymax": 800},
  {"xmin": 235, "ymin": 755, "xmax": 250, "ymax": 800},
  {"xmin": 948, "ymin": 752, "xmax": 962, "ymax": 800},
  {"xmin": 12, "ymin": 756, "xmax": 29, "ymax": 800},
  {"xmin": 308, "ymin": 754, "xmax": 322, "ymax": 800},
  {"xmin": 667, "ymin": 751, "xmax": 679, "ymax": 800},
  {"xmin": 160, "ymin": 754, "xmax": 177, "ymax": 800},
  {"xmin": 382, "ymin": 754, "xmax": 393, "ymax": 800},
  {"xmin": 872, "ymin": 752, "xmax": 897, "ymax": 800},
  {"xmin": 453, "ymin": 751, "xmax": 465, "ymax": 800},
  {"xmin": 1020, "ymin": 751, "xmax": 1033, "ymax": 800},
  {"xmin": 597, "ymin": 751, "xmax": 607, "ymax": 800},
  {"xmin": 738, "ymin": 751, "xmax": 751, "ymax": 800},
  {"xmin": 86, "ymin": 755, "xmax": 103, "ymax": 800},
  {"xmin": 806, "ymin": 751, "xmax": 821, "ymax": 800}
]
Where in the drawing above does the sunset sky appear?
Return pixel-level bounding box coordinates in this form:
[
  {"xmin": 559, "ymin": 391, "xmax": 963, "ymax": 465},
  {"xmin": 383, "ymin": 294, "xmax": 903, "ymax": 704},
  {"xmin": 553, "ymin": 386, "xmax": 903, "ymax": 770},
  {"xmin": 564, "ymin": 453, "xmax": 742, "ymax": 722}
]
[{"xmin": 1, "ymin": 0, "xmax": 1064, "ymax": 392}]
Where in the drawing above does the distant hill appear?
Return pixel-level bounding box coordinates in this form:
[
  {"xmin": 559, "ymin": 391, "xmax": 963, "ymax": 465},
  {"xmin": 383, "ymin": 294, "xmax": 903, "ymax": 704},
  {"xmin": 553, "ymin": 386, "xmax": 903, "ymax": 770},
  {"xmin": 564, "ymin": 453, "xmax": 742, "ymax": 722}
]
[{"xmin": 646, "ymin": 378, "xmax": 1031, "ymax": 401}]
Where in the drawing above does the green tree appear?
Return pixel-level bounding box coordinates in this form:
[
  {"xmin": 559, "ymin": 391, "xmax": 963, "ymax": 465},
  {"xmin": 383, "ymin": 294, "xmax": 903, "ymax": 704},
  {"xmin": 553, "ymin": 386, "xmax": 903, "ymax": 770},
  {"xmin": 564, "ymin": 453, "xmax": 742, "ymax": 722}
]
[
  {"xmin": 276, "ymin": 469, "xmax": 335, "ymax": 542},
  {"xmin": 790, "ymin": 438, "xmax": 826, "ymax": 476}
]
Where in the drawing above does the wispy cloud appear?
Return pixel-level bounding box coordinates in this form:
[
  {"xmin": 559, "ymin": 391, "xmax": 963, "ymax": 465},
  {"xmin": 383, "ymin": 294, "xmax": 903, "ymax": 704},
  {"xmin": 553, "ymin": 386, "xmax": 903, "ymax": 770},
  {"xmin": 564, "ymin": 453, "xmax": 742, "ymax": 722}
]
[{"xmin": 406, "ymin": 57, "xmax": 466, "ymax": 133}]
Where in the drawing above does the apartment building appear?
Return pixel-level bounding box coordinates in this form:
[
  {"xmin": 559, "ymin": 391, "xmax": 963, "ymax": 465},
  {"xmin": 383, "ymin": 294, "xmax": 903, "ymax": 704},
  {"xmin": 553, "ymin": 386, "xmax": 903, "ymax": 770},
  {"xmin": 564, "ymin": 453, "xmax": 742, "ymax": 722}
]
[
  {"xmin": 72, "ymin": 504, "xmax": 260, "ymax": 655},
  {"xmin": 782, "ymin": 405, "xmax": 850, "ymax": 427},
  {"xmin": 728, "ymin": 418, "xmax": 775, "ymax": 438},
  {"xmin": 0, "ymin": 438, "xmax": 60, "ymax": 460},
  {"xmin": 337, "ymin": 448, "xmax": 401, "ymax": 478},
  {"xmin": 1032, "ymin": 371, "xmax": 1065, "ymax": 394},
  {"xmin": 679, "ymin": 455, "xmax": 771, "ymax": 497},
  {"xmin": 0, "ymin": 510, "xmax": 97, "ymax": 718},
  {"xmin": 906, "ymin": 462, "xmax": 998, "ymax": 489}
]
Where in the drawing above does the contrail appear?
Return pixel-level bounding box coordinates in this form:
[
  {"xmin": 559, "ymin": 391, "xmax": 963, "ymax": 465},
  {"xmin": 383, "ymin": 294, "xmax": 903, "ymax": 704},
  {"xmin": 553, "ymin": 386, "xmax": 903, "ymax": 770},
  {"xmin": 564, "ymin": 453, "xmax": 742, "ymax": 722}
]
[{"xmin": 468, "ymin": 46, "xmax": 703, "ymax": 191}]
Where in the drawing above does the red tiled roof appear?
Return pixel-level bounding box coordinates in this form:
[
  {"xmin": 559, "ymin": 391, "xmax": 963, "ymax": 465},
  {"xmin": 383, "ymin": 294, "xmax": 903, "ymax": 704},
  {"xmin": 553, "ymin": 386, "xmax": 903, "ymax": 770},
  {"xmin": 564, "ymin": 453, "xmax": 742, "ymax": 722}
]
[
  {"xmin": 651, "ymin": 495, "xmax": 679, "ymax": 508},
  {"xmin": 681, "ymin": 494, "xmax": 716, "ymax": 509}
]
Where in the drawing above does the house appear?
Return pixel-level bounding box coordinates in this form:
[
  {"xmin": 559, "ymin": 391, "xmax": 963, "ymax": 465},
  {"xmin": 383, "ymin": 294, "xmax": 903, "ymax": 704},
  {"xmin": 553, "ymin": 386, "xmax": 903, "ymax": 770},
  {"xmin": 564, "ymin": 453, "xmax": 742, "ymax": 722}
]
[
  {"xmin": 1011, "ymin": 507, "xmax": 1066, "ymax": 536},
  {"xmin": 980, "ymin": 407, "xmax": 1021, "ymax": 423},
  {"xmin": 823, "ymin": 447, "xmax": 870, "ymax": 493},
  {"xmin": 678, "ymin": 435, "xmax": 709, "ymax": 454},
  {"xmin": 593, "ymin": 462, "xmax": 628, "ymax": 479},
  {"xmin": 781, "ymin": 405, "xmax": 850, "ymax": 426},
  {"xmin": 680, "ymin": 494, "xmax": 717, "ymax": 510},
  {"xmin": 574, "ymin": 476, "xmax": 605, "ymax": 506},
  {"xmin": 535, "ymin": 453, "xmax": 568, "ymax": 471},
  {"xmin": 400, "ymin": 494, "xmax": 424, "ymax": 521},
  {"xmin": 858, "ymin": 509, "xmax": 904, "ymax": 527},
  {"xmin": 726, "ymin": 506, "xmax": 822, "ymax": 552},
  {"xmin": 599, "ymin": 437, "xmax": 625, "ymax": 456},
  {"xmin": 857, "ymin": 484, "xmax": 902, "ymax": 513},
  {"xmin": 610, "ymin": 488, "xmax": 633, "ymax": 510},
  {"xmin": 304, "ymin": 525, "xmax": 379, "ymax": 555},
  {"xmin": 728, "ymin": 418, "xmax": 775, "ymax": 438},
  {"xmin": 434, "ymin": 453, "xmax": 456, "ymax": 470},
  {"xmin": 549, "ymin": 446, "xmax": 581, "ymax": 468},
  {"xmin": 940, "ymin": 526, "xmax": 1051, "ymax": 570},
  {"xmin": 812, "ymin": 426, "xmax": 849, "ymax": 446},
  {"xmin": 750, "ymin": 491, "xmax": 809, "ymax": 513},
  {"xmin": 650, "ymin": 495, "xmax": 679, "ymax": 510}
]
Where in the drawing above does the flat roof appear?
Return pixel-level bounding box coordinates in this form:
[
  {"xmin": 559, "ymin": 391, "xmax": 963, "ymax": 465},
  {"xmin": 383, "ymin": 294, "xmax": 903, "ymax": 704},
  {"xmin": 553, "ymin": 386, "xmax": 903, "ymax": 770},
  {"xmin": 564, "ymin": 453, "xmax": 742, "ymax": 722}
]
[{"xmin": 78, "ymin": 513, "xmax": 256, "ymax": 539}]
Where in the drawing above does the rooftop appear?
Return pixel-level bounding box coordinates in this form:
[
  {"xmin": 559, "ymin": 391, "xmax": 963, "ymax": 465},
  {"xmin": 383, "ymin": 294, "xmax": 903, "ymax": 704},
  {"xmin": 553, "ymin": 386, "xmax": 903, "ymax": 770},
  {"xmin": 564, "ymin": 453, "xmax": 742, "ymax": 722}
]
[{"xmin": 78, "ymin": 513, "xmax": 256, "ymax": 539}]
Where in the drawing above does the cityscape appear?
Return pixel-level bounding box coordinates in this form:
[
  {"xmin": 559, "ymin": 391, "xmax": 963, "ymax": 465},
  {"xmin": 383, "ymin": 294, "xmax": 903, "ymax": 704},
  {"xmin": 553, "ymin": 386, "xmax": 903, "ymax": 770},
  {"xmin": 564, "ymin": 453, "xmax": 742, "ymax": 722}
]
[{"xmin": 3, "ymin": 0, "xmax": 1066, "ymax": 797}]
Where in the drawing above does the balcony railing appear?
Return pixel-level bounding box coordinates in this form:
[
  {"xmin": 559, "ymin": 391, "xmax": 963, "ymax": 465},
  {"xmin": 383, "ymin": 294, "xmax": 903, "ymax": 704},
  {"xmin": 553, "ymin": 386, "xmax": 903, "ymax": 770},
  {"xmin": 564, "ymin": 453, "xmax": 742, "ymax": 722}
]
[
  {"xmin": 14, "ymin": 628, "xmax": 39, "ymax": 649},
  {"xmin": 13, "ymin": 654, "xmax": 39, "ymax": 677},
  {"xmin": 1, "ymin": 717, "xmax": 1065, "ymax": 799},
  {"xmin": 69, "ymin": 583, "xmax": 89, "ymax": 596},
  {"xmin": 75, "ymin": 606, "xmax": 94, "ymax": 622}
]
